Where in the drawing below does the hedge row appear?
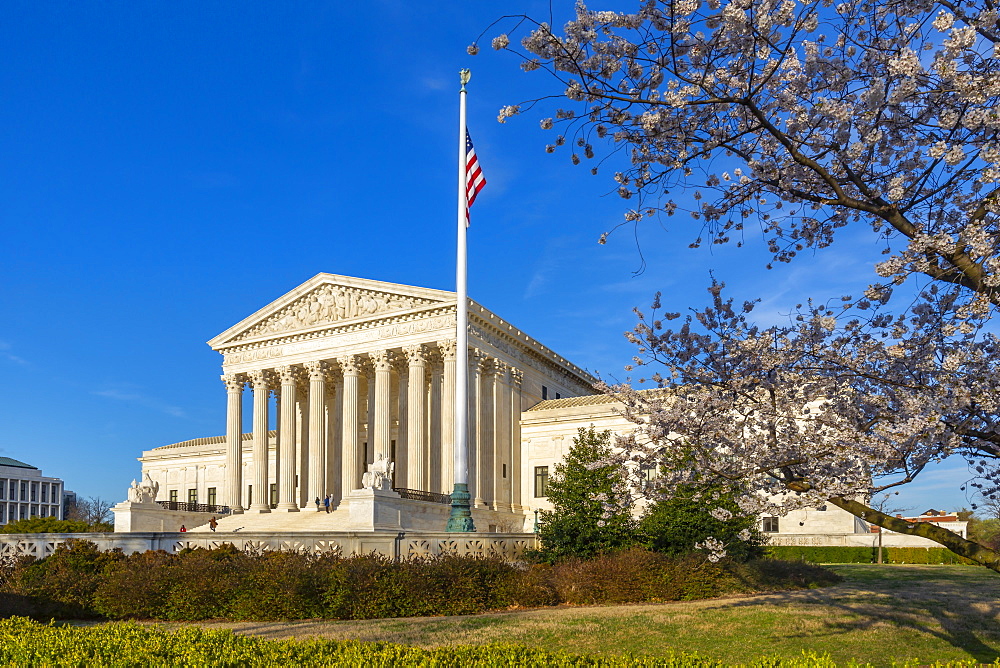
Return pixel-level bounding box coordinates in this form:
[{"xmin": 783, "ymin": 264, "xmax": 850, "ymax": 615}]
[
  {"xmin": 767, "ymin": 545, "xmax": 978, "ymax": 565},
  {"xmin": 6, "ymin": 616, "xmax": 995, "ymax": 667},
  {"xmin": 0, "ymin": 541, "xmax": 840, "ymax": 621}
]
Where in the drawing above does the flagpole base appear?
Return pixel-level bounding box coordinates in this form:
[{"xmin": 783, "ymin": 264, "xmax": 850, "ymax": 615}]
[{"xmin": 445, "ymin": 483, "xmax": 476, "ymax": 532}]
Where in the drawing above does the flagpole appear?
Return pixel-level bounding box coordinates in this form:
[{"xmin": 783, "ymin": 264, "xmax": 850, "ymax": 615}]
[{"xmin": 447, "ymin": 68, "xmax": 476, "ymax": 532}]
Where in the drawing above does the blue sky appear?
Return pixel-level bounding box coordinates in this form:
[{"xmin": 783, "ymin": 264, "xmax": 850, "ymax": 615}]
[{"xmin": 0, "ymin": 1, "xmax": 971, "ymax": 514}]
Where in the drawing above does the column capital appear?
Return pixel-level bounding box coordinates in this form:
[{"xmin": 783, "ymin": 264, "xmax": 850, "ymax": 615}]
[
  {"xmin": 221, "ymin": 373, "xmax": 246, "ymax": 393},
  {"xmin": 276, "ymin": 364, "xmax": 304, "ymax": 386},
  {"xmin": 404, "ymin": 344, "xmax": 429, "ymax": 366},
  {"xmin": 369, "ymin": 349, "xmax": 394, "ymax": 372},
  {"xmin": 510, "ymin": 368, "xmax": 524, "ymax": 387},
  {"xmin": 338, "ymin": 354, "xmax": 362, "ymax": 375},
  {"xmin": 437, "ymin": 339, "xmax": 457, "ymax": 361},
  {"xmin": 303, "ymin": 360, "xmax": 329, "ymax": 382},
  {"xmin": 248, "ymin": 369, "xmax": 275, "ymax": 389}
]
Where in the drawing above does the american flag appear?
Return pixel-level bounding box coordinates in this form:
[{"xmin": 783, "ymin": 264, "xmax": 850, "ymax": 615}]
[{"xmin": 465, "ymin": 130, "xmax": 486, "ymax": 224}]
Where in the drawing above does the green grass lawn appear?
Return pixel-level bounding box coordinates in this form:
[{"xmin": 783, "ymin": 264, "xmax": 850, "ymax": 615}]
[{"xmin": 165, "ymin": 564, "xmax": 1000, "ymax": 666}]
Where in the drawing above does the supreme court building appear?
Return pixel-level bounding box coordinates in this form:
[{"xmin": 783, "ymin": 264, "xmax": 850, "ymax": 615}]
[{"xmin": 117, "ymin": 273, "xmax": 602, "ymax": 533}]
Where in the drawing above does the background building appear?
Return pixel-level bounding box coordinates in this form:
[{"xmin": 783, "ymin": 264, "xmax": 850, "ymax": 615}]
[{"xmin": 0, "ymin": 457, "xmax": 66, "ymax": 525}]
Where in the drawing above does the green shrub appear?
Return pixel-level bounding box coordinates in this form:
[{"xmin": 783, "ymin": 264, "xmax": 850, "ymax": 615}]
[
  {"xmin": 766, "ymin": 545, "xmax": 980, "ymax": 565},
  {"xmin": 0, "ymin": 517, "xmax": 110, "ymax": 534}
]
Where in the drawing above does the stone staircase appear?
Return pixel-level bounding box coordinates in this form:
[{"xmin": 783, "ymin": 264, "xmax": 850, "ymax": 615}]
[{"xmin": 188, "ymin": 506, "xmax": 356, "ymax": 533}]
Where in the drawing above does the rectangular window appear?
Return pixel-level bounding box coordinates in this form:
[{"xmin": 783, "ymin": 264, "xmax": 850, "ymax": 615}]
[
  {"xmin": 41, "ymin": 486, "xmax": 48, "ymax": 503},
  {"xmin": 362, "ymin": 443, "xmax": 368, "ymax": 477},
  {"xmin": 763, "ymin": 516, "xmax": 780, "ymax": 533},
  {"xmin": 502, "ymin": 464, "xmax": 507, "ymax": 479},
  {"xmin": 0, "ymin": 479, "xmax": 5, "ymax": 500},
  {"xmin": 542, "ymin": 386, "xmax": 548, "ymax": 400},
  {"xmin": 207, "ymin": 487, "xmax": 217, "ymax": 506},
  {"xmin": 247, "ymin": 485, "xmax": 252, "ymax": 505},
  {"xmin": 534, "ymin": 466, "xmax": 549, "ymax": 498},
  {"xmin": 21, "ymin": 482, "xmax": 26, "ymax": 501},
  {"xmin": 188, "ymin": 489, "xmax": 198, "ymax": 504},
  {"xmin": 30, "ymin": 505, "xmax": 38, "ymax": 517},
  {"xmin": 556, "ymin": 392, "xmax": 561, "ymax": 399},
  {"xmin": 169, "ymin": 489, "xmax": 178, "ymax": 502},
  {"xmin": 269, "ymin": 483, "xmax": 277, "ymax": 507}
]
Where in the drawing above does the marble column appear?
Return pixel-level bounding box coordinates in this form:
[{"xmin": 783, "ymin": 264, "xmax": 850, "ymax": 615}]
[
  {"xmin": 222, "ymin": 373, "xmax": 245, "ymax": 513},
  {"xmin": 304, "ymin": 361, "xmax": 327, "ymax": 507},
  {"xmin": 370, "ymin": 350, "xmax": 393, "ymax": 463},
  {"xmin": 276, "ymin": 365, "xmax": 301, "ymax": 511},
  {"xmin": 439, "ymin": 340, "xmax": 456, "ymax": 494},
  {"xmin": 468, "ymin": 349, "xmax": 483, "ymax": 506},
  {"xmin": 510, "ymin": 369, "xmax": 524, "ymax": 511},
  {"xmin": 248, "ymin": 369, "xmax": 272, "ymax": 513},
  {"xmin": 328, "ymin": 371, "xmax": 343, "ymax": 502},
  {"xmin": 429, "ymin": 352, "xmax": 443, "ymax": 494},
  {"xmin": 338, "ymin": 355, "xmax": 362, "ymax": 496},
  {"xmin": 405, "ymin": 345, "xmax": 428, "ymax": 492},
  {"xmin": 394, "ymin": 356, "xmax": 409, "ymax": 489},
  {"xmin": 479, "ymin": 357, "xmax": 495, "ymax": 508},
  {"xmin": 493, "ymin": 362, "xmax": 513, "ymax": 511}
]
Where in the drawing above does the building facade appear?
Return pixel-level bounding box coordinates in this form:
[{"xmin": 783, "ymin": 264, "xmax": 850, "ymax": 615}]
[
  {"xmin": 0, "ymin": 457, "xmax": 67, "ymax": 525},
  {"xmin": 129, "ymin": 274, "xmax": 594, "ymax": 531}
]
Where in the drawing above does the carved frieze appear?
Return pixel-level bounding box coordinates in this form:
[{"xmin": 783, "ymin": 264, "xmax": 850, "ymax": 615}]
[{"xmin": 231, "ymin": 285, "xmax": 439, "ymax": 342}]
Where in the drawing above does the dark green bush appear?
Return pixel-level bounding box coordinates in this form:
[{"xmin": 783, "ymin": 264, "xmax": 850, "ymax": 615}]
[
  {"xmin": 0, "ymin": 541, "xmax": 837, "ymax": 621},
  {"xmin": 766, "ymin": 545, "xmax": 979, "ymax": 565}
]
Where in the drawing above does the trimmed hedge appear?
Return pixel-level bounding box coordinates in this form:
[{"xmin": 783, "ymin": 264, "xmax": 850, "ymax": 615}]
[
  {"xmin": 0, "ymin": 541, "xmax": 839, "ymax": 621},
  {"xmin": 767, "ymin": 545, "xmax": 978, "ymax": 565}
]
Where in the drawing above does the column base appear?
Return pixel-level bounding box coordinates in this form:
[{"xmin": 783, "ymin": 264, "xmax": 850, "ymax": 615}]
[
  {"xmin": 446, "ymin": 483, "xmax": 476, "ymax": 532},
  {"xmin": 230, "ymin": 507, "xmax": 244, "ymax": 515},
  {"xmin": 274, "ymin": 504, "xmax": 300, "ymax": 512},
  {"xmin": 247, "ymin": 505, "xmax": 271, "ymax": 514}
]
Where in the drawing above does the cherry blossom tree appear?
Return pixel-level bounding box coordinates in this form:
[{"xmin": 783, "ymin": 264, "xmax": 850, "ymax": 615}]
[{"xmin": 477, "ymin": 0, "xmax": 1000, "ymax": 570}]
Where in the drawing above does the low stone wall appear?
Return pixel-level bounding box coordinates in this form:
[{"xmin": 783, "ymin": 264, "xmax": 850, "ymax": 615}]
[{"xmin": 0, "ymin": 530, "xmax": 539, "ymax": 561}]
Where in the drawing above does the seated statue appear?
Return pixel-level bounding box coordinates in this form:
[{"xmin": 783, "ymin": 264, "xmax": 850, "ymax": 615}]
[
  {"xmin": 126, "ymin": 472, "xmax": 160, "ymax": 504},
  {"xmin": 361, "ymin": 455, "xmax": 395, "ymax": 491}
]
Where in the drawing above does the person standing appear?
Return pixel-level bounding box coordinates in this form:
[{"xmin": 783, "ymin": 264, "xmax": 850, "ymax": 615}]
[
  {"xmin": 314, "ymin": 497, "xmax": 321, "ymax": 512},
  {"xmin": 323, "ymin": 495, "xmax": 331, "ymax": 513}
]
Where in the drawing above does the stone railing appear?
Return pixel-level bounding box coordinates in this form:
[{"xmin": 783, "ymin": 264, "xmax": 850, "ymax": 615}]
[
  {"xmin": 392, "ymin": 488, "xmax": 451, "ymax": 504},
  {"xmin": 0, "ymin": 530, "xmax": 538, "ymax": 561},
  {"xmin": 156, "ymin": 501, "xmax": 232, "ymax": 514}
]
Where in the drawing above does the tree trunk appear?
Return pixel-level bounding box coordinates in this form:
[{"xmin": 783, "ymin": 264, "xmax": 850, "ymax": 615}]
[{"xmin": 828, "ymin": 496, "xmax": 1000, "ymax": 573}]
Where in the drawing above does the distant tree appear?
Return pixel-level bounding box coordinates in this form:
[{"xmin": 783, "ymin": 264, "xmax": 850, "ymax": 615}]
[
  {"xmin": 65, "ymin": 496, "xmax": 114, "ymax": 529},
  {"xmin": 536, "ymin": 427, "xmax": 638, "ymax": 561},
  {"xmin": 639, "ymin": 484, "xmax": 766, "ymax": 562}
]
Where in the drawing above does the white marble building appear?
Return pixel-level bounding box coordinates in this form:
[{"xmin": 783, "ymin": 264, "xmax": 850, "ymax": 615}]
[
  {"xmin": 0, "ymin": 457, "xmax": 66, "ymax": 525},
  {"xmin": 121, "ymin": 273, "xmax": 595, "ymax": 532}
]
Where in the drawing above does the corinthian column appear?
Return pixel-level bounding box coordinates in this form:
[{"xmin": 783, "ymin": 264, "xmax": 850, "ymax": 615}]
[
  {"xmin": 222, "ymin": 373, "xmax": 245, "ymax": 513},
  {"xmin": 438, "ymin": 340, "xmax": 456, "ymax": 493},
  {"xmin": 370, "ymin": 350, "xmax": 393, "ymax": 464},
  {"xmin": 510, "ymin": 368, "xmax": 524, "ymax": 511},
  {"xmin": 248, "ymin": 369, "xmax": 273, "ymax": 513},
  {"xmin": 339, "ymin": 355, "xmax": 362, "ymax": 496},
  {"xmin": 304, "ymin": 361, "xmax": 327, "ymax": 507},
  {"xmin": 405, "ymin": 345, "xmax": 428, "ymax": 492},
  {"xmin": 276, "ymin": 365, "xmax": 301, "ymax": 511},
  {"xmin": 493, "ymin": 361, "xmax": 513, "ymax": 511},
  {"xmin": 468, "ymin": 349, "xmax": 483, "ymax": 506}
]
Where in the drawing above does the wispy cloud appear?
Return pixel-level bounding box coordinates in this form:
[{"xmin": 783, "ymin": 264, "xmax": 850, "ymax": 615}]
[
  {"xmin": 0, "ymin": 341, "xmax": 29, "ymax": 367},
  {"xmin": 92, "ymin": 387, "xmax": 187, "ymax": 418}
]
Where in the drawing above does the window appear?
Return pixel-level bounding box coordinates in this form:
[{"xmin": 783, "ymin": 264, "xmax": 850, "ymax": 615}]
[
  {"xmin": 41, "ymin": 486, "xmax": 48, "ymax": 503},
  {"xmin": 188, "ymin": 489, "xmax": 198, "ymax": 504},
  {"xmin": 21, "ymin": 482, "xmax": 27, "ymax": 501},
  {"xmin": 762, "ymin": 516, "xmax": 780, "ymax": 533},
  {"xmin": 247, "ymin": 485, "xmax": 253, "ymax": 505},
  {"xmin": 269, "ymin": 483, "xmax": 277, "ymax": 507},
  {"xmin": 556, "ymin": 392, "xmax": 561, "ymax": 399},
  {"xmin": 534, "ymin": 466, "xmax": 549, "ymax": 498},
  {"xmin": 0, "ymin": 479, "xmax": 5, "ymax": 500},
  {"xmin": 30, "ymin": 484, "xmax": 37, "ymax": 502},
  {"xmin": 169, "ymin": 489, "xmax": 178, "ymax": 502},
  {"xmin": 502, "ymin": 464, "xmax": 507, "ymax": 479},
  {"xmin": 542, "ymin": 386, "xmax": 548, "ymax": 400},
  {"xmin": 207, "ymin": 487, "xmax": 217, "ymax": 506}
]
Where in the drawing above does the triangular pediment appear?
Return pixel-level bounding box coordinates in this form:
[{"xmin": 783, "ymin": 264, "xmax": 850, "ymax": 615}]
[{"xmin": 209, "ymin": 273, "xmax": 454, "ymax": 348}]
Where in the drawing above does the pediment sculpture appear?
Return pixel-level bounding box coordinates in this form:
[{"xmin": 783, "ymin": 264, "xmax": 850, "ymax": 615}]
[
  {"xmin": 235, "ymin": 285, "xmax": 435, "ymax": 340},
  {"xmin": 361, "ymin": 456, "xmax": 394, "ymax": 492}
]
